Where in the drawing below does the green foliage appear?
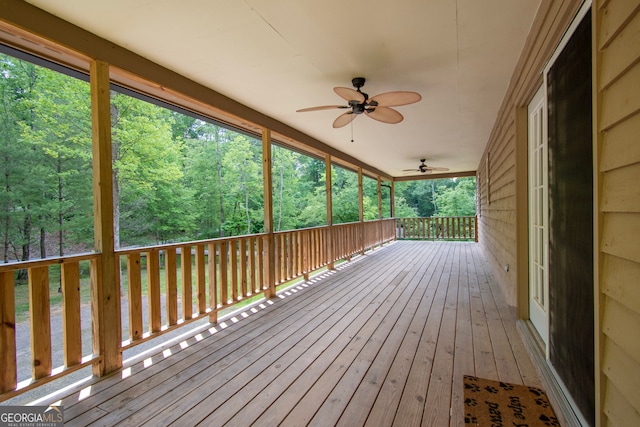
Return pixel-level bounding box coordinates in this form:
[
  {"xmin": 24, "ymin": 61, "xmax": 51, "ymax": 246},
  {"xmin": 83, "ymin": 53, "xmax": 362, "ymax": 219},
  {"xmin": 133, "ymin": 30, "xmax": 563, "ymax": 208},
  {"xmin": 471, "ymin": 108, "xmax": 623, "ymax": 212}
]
[
  {"xmin": 433, "ymin": 177, "xmax": 477, "ymax": 217},
  {"xmin": 0, "ymin": 53, "xmax": 92, "ymax": 262},
  {"xmin": 395, "ymin": 177, "xmax": 476, "ymax": 218},
  {"xmin": 331, "ymin": 165, "xmax": 359, "ymax": 224}
]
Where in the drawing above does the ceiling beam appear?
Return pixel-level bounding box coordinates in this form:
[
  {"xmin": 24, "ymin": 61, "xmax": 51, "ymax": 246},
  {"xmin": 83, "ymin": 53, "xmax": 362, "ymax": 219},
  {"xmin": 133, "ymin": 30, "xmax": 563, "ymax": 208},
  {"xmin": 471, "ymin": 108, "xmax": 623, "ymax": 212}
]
[{"xmin": 393, "ymin": 170, "xmax": 477, "ymax": 182}]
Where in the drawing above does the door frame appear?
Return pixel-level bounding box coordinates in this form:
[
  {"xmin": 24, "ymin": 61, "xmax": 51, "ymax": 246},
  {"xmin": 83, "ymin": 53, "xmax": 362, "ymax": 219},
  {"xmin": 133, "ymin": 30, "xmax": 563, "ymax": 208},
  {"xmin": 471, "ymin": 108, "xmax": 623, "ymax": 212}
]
[{"xmin": 527, "ymin": 84, "xmax": 549, "ymax": 350}]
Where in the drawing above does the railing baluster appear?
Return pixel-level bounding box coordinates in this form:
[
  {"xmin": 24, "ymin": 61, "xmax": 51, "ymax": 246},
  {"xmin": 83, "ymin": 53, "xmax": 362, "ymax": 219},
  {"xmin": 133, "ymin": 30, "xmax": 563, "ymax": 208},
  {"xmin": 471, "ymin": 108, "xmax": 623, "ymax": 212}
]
[
  {"xmin": 288, "ymin": 233, "xmax": 294, "ymax": 279},
  {"xmin": 195, "ymin": 244, "xmax": 206, "ymax": 315},
  {"xmin": 165, "ymin": 248, "xmax": 178, "ymax": 326},
  {"xmin": 220, "ymin": 241, "xmax": 228, "ymax": 305},
  {"xmin": 208, "ymin": 242, "xmax": 217, "ymax": 323},
  {"xmin": 230, "ymin": 240, "xmax": 238, "ymax": 302},
  {"xmin": 127, "ymin": 253, "xmax": 142, "ymax": 341},
  {"xmin": 0, "ymin": 271, "xmax": 17, "ymax": 393},
  {"xmin": 61, "ymin": 262, "xmax": 82, "ymax": 367},
  {"xmin": 294, "ymin": 232, "xmax": 300, "ymax": 278},
  {"xmin": 257, "ymin": 236, "xmax": 264, "ymax": 291},
  {"xmin": 147, "ymin": 251, "xmax": 161, "ymax": 333},
  {"xmin": 181, "ymin": 246, "xmax": 192, "ymax": 320},
  {"xmin": 274, "ymin": 234, "xmax": 280, "ymax": 285},
  {"xmin": 240, "ymin": 238, "xmax": 248, "ymax": 298},
  {"xmin": 249, "ymin": 237, "xmax": 256, "ymax": 295},
  {"xmin": 29, "ymin": 266, "xmax": 51, "ymax": 380}
]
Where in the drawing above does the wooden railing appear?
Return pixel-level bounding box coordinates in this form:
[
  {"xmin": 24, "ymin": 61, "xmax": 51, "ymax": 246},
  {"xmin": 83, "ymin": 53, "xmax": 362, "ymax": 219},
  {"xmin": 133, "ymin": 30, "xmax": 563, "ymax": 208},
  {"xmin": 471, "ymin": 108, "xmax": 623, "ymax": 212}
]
[
  {"xmin": 0, "ymin": 218, "xmax": 395, "ymax": 400},
  {"xmin": 274, "ymin": 226, "xmax": 328, "ymax": 285},
  {"xmin": 395, "ymin": 216, "xmax": 478, "ymax": 242},
  {"xmin": 0, "ymin": 253, "xmax": 101, "ymax": 397}
]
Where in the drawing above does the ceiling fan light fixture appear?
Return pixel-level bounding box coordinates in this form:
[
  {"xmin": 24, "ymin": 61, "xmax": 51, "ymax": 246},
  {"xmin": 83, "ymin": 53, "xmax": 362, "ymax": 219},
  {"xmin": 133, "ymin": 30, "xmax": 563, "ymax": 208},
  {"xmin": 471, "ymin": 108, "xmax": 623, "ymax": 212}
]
[
  {"xmin": 297, "ymin": 77, "xmax": 421, "ymax": 128},
  {"xmin": 403, "ymin": 158, "xmax": 449, "ymax": 175}
]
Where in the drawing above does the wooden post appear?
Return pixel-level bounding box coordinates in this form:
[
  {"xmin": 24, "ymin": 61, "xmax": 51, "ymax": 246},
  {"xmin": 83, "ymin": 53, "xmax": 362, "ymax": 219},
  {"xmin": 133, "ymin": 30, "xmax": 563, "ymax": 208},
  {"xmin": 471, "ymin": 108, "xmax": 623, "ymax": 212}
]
[
  {"xmin": 325, "ymin": 155, "xmax": 334, "ymax": 269},
  {"xmin": 358, "ymin": 168, "xmax": 365, "ymax": 255},
  {"xmin": 390, "ymin": 180, "xmax": 396, "ymax": 220},
  {"xmin": 262, "ymin": 129, "xmax": 276, "ymax": 297},
  {"xmin": 474, "ymin": 216, "xmax": 479, "ymax": 242},
  {"xmin": 377, "ymin": 176, "xmax": 383, "ymax": 247},
  {"xmin": 0, "ymin": 271, "xmax": 17, "ymax": 392},
  {"xmin": 90, "ymin": 60, "xmax": 121, "ymax": 376}
]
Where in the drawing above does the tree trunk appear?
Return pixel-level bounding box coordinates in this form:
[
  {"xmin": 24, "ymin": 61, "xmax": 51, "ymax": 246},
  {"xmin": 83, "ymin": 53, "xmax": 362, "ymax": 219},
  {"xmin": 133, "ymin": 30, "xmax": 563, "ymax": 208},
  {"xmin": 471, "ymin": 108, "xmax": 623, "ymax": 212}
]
[
  {"xmin": 16, "ymin": 213, "xmax": 31, "ymax": 280},
  {"xmin": 40, "ymin": 227, "xmax": 46, "ymax": 259}
]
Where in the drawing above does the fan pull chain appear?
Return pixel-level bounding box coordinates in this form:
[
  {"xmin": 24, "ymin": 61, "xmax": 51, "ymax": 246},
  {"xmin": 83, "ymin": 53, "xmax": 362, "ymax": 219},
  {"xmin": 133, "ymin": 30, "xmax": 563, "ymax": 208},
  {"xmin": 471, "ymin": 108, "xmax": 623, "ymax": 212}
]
[{"xmin": 351, "ymin": 119, "xmax": 354, "ymax": 143}]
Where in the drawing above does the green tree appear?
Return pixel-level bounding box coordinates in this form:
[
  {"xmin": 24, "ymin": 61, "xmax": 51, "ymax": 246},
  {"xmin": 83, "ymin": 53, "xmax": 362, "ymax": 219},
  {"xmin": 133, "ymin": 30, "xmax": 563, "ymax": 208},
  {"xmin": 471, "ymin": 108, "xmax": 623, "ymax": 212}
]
[
  {"xmin": 221, "ymin": 134, "xmax": 263, "ymax": 236},
  {"xmin": 272, "ymin": 145, "xmax": 301, "ymax": 231},
  {"xmin": 296, "ymin": 155, "xmax": 326, "ymax": 228},
  {"xmin": 111, "ymin": 92, "xmax": 192, "ymax": 246},
  {"xmin": 183, "ymin": 120, "xmax": 226, "ymax": 239},
  {"xmin": 1, "ymin": 53, "xmax": 93, "ymax": 264},
  {"xmin": 393, "ymin": 195, "xmax": 418, "ymax": 218},
  {"xmin": 396, "ymin": 178, "xmax": 460, "ymax": 217},
  {"xmin": 434, "ymin": 177, "xmax": 477, "ymax": 217},
  {"xmin": 20, "ymin": 68, "xmax": 92, "ymax": 256},
  {"xmin": 0, "ymin": 54, "xmax": 37, "ymax": 263},
  {"xmin": 331, "ymin": 165, "xmax": 359, "ymax": 224}
]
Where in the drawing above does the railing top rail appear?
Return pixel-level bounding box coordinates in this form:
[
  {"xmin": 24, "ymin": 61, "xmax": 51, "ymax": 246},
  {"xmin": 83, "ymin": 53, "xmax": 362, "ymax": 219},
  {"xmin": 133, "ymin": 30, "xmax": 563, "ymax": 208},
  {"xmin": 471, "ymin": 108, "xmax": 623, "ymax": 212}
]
[
  {"xmin": 0, "ymin": 252, "xmax": 99, "ymax": 272},
  {"xmin": 332, "ymin": 221, "xmax": 362, "ymax": 227},
  {"xmin": 114, "ymin": 233, "xmax": 269, "ymax": 256},
  {"xmin": 396, "ymin": 216, "xmax": 476, "ymax": 219},
  {"xmin": 273, "ymin": 224, "xmax": 330, "ymax": 235}
]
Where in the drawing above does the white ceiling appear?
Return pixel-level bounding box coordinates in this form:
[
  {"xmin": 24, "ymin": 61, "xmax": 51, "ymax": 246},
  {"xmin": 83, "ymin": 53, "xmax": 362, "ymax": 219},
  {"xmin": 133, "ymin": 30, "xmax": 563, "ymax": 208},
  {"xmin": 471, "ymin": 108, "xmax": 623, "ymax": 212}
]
[{"xmin": 27, "ymin": 0, "xmax": 541, "ymax": 177}]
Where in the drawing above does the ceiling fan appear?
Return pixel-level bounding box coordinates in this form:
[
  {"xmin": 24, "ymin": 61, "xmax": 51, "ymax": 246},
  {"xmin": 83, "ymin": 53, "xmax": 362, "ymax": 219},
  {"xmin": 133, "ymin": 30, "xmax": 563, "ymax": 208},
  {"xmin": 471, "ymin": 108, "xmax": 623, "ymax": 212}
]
[
  {"xmin": 403, "ymin": 159, "xmax": 449, "ymax": 174},
  {"xmin": 296, "ymin": 77, "xmax": 421, "ymax": 128}
]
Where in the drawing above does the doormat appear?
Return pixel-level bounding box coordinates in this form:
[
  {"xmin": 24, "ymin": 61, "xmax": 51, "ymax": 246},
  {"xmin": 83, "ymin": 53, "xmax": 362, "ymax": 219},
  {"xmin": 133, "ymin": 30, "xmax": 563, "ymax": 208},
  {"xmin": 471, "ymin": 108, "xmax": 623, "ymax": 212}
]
[{"xmin": 463, "ymin": 375, "xmax": 560, "ymax": 426}]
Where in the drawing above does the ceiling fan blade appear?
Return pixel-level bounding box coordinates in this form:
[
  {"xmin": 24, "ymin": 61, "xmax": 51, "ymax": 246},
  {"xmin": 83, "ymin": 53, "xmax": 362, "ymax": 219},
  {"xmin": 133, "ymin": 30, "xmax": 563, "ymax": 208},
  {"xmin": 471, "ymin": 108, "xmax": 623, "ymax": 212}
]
[
  {"xmin": 366, "ymin": 106, "xmax": 403, "ymax": 124},
  {"xmin": 334, "ymin": 87, "xmax": 366, "ymax": 103},
  {"xmin": 425, "ymin": 167, "xmax": 450, "ymax": 172},
  {"xmin": 369, "ymin": 91, "xmax": 422, "ymax": 107},
  {"xmin": 333, "ymin": 111, "xmax": 357, "ymax": 128},
  {"xmin": 296, "ymin": 105, "xmax": 348, "ymax": 112}
]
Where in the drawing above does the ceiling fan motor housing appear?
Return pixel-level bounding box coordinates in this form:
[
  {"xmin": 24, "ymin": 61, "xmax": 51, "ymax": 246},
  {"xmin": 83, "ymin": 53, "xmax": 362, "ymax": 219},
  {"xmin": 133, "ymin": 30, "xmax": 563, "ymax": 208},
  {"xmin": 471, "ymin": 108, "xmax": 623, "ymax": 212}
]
[{"xmin": 352, "ymin": 77, "xmax": 366, "ymax": 89}]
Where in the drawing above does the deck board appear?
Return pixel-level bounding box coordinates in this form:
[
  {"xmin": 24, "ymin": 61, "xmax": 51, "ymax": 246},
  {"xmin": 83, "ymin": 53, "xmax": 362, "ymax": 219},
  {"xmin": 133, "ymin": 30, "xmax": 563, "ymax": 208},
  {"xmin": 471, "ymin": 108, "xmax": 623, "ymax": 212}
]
[{"xmin": 39, "ymin": 241, "xmax": 542, "ymax": 426}]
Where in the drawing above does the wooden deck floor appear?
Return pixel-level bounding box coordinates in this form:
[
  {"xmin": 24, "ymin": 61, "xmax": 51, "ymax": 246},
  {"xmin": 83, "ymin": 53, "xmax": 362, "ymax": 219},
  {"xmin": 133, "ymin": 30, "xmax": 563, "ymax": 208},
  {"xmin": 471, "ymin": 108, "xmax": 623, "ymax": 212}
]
[{"xmin": 45, "ymin": 241, "xmax": 542, "ymax": 426}]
